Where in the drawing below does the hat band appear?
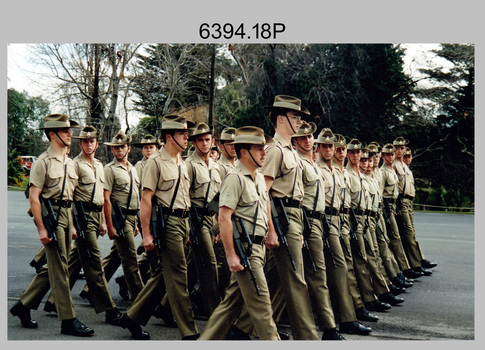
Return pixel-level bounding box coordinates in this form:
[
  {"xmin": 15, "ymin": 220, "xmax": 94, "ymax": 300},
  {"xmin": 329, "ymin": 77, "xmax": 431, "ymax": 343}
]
[
  {"xmin": 234, "ymin": 135, "xmax": 265, "ymax": 144},
  {"xmin": 272, "ymin": 101, "xmax": 302, "ymax": 111},
  {"xmin": 162, "ymin": 121, "xmax": 187, "ymax": 130}
]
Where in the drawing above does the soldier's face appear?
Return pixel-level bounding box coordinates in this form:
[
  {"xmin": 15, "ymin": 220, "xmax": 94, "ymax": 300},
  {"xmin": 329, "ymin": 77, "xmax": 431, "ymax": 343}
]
[
  {"xmin": 334, "ymin": 146, "xmax": 347, "ymax": 161},
  {"xmin": 347, "ymin": 149, "xmax": 362, "ymax": 165},
  {"xmin": 396, "ymin": 145, "xmax": 406, "ymax": 158},
  {"xmin": 295, "ymin": 134, "xmax": 314, "ymax": 152},
  {"xmin": 249, "ymin": 144, "xmax": 266, "ymax": 167},
  {"xmin": 142, "ymin": 144, "xmax": 157, "ymax": 158},
  {"xmin": 81, "ymin": 138, "xmax": 98, "ymax": 155},
  {"xmin": 194, "ymin": 134, "xmax": 212, "ymax": 155},
  {"xmin": 319, "ymin": 143, "xmax": 334, "ymax": 161},
  {"xmin": 171, "ymin": 130, "xmax": 189, "ymax": 150},
  {"xmin": 220, "ymin": 141, "xmax": 236, "ymax": 159},
  {"xmin": 111, "ymin": 144, "xmax": 130, "ymax": 160},
  {"xmin": 285, "ymin": 111, "xmax": 302, "ymax": 133},
  {"xmin": 360, "ymin": 158, "xmax": 369, "ymax": 172},
  {"xmin": 53, "ymin": 128, "xmax": 72, "ymax": 146},
  {"xmin": 383, "ymin": 152, "xmax": 395, "ymax": 165},
  {"xmin": 403, "ymin": 155, "xmax": 412, "ymax": 166}
]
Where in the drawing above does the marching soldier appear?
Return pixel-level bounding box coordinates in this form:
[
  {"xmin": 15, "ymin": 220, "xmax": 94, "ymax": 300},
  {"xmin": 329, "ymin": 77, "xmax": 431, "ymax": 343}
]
[
  {"xmin": 10, "ymin": 114, "xmax": 95, "ymax": 336},
  {"xmin": 332, "ymin": 134, "xmax": 380, "ymax": 323},
  {"xmin": 261, "ymin": 95, "xmax": 319, "ymax": 340},
  {"xmin": 380, "ymin": 143, "xmax": 422, "ymax": 280},
  {"xmin": 133, "ymin": 134, "xmax": 162, "ymax": 185},
  {"xmin": 368, "ymin": 143, "xmax": 413, "ymax": 290},
  {"xmin": 402, "ymin": 147, "xmax": 438, "ymax": 270},
  {"xmin": 393, "ymin": 137, "xmax": 432, "ymax": 276},
  {"xmin": 186, "ymin": 122, "xmax": 222, "ymax": 317},
  {"xmin": 291, "ymin": 122, "xmax": 345, "ymax": 340},
  {"xmin": 103, "ymin": 131, "xmax": 144, "ymax": 301},
  {"xmin": 216, "ymin": 127, "xmax": 237, "ymax": 179},
  {"xmin": 43, "ymin": 125, "xmax": 124, "ymax": 325},
  {"xmin": 199, "ymin": 126, "xmax": 281, "ymax": 340},
  {"xmin": 359, "ymin": 147, "xmax": 405, "ymax": 305},
  {"xmin": 315, "ymin": 130, "xmax": 374, "ymax": 335},
  {"xmin": 121, "ymin": 115, "xmax": 199, "ymax": 340}
]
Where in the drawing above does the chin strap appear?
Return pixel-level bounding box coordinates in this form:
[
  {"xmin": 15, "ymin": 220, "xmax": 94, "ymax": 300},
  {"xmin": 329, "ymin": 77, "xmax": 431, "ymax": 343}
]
[
  {"xmin": 248, "ymin": 149, "xmax": 262, "ymax": 168},
  {"xmin": 53, "ymin": 131, "xmax": 69, "ymax": 148},
  {"xmin": 172, "ymin": 138, "xmax": 186, "ymax": 151},
  {"xmin": 285, "ymin": 114, "xmax": 298, "ymax": 135},
  {"xmin": 195, "ymin": 142, "xmax": 210, "ymax": 155}
]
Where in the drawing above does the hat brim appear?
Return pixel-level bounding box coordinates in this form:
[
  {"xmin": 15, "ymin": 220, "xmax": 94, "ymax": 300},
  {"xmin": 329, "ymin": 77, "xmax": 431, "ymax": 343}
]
[
  {"xmin": 37, "ymin": 120, "xmax": 81, "ymax": 130},
  {"xmin": 263, "ymin": 105, "xmax": 311, "ymax": 116}
]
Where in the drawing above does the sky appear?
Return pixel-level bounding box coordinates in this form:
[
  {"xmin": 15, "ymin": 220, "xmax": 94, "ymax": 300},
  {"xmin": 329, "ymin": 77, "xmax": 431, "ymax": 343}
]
[{"xmin": 7, "ymin": 43, "xmax": 451, "ymax": 129}]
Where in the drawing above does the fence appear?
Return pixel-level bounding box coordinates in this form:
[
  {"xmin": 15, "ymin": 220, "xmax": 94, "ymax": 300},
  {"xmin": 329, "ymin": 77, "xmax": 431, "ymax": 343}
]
[{"xmin": 413, "ymin": 203, "xmax": 474, "ymax": 213}]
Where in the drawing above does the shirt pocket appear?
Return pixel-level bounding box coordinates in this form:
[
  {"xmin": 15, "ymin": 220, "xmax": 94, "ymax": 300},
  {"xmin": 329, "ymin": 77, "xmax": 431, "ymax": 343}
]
[
  {"xmin": 303, "ymin": 167, "xmax": 319, "ymax": 187},
  {"xmin": 280, "ymin": 152, "xmax": 298, "ymax": 177},
  {"xmin": 46, "ymin": 164, "xmax": 64, "ymax": 188},
  {"xmin": 159, "ymin": 166, "xmax": 179, "ymax": 192},
  {"xmin": 239, "ymin": 184, "xmax": 259, "ymax": 209}
]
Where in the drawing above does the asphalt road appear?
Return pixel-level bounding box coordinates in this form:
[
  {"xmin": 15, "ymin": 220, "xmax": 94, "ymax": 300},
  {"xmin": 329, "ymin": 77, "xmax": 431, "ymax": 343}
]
[{"xmin": 5, "ymin": 190, "xmax": 475, "ymax": 341}]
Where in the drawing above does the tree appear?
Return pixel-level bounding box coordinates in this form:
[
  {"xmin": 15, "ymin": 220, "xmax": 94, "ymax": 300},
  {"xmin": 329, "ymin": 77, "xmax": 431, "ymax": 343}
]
[
  {"xmin": 7, "ymin": 88, "xmax": 49, "ymax": 156},
  {"xmin": 31, "ymin": 43, "xmax": 143, "ymax": 163}
]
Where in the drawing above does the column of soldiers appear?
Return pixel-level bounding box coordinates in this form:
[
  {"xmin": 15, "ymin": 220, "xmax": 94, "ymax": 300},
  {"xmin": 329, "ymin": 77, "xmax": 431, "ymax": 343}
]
[{"xmin": 11, "ymin": 95, "xmax": 437, "ymax": 340}]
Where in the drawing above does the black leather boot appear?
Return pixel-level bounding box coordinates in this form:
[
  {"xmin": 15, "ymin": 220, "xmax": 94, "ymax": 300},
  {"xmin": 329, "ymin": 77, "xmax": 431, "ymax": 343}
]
[
  {"xmin": 10, "ymin": 301, "xmax": 38, "ymax": 329},
  {"xmin": 119, "ymin": 314, "xmax": 150, "ymax": 340},
  {"xmin": 322, "ymin": 327, "xmax": 345, "ymax": 340},
  {"xmin": 61, "ymin": 318, "xmax": 95, "ymax": 337}
]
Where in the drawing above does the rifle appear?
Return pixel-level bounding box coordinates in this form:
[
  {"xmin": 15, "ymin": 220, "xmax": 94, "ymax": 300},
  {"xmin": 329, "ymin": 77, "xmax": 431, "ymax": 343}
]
[
  {"xmin": 336, "ymin": 213, "xmax": 352, "ymax": 257},
  {"xmin": 150, "ymin": 198, "xmax": 164, "ymax": 271},
  {"xmin": 382, "ymin": 198, "xmax": 394, "ymax": 231},
  {"xmin": 111, "ymin": 200, "xmax": 126, "ymax": 238},
  {"xmin": 396, "ymin": 195, "xmax": 403, "ymax": 216},
  {"xmin": 301, "ymin": 209, "xmax": 317, "ymax": 272},
  {"xmin": 189, "ymin": 205, "xmax": 202, "ymax": 248},
  {"xmin": 232, "ymin": 216, "xmax": 261, "ymax": 296},
  {"xmin": 72, "ymin": 201, "xmax": 91, "ymax": 258},
  {"xmin": 320, "ymin": 213, "xmax": 337, "ymax": 269},
  {"xmin": 38, "ymin": 196, "xmax": 66, "ymax": 262},
  {"xmin": 270, "ymin": 196, "xmax": 297, "ymax": 270},
  {"xmin": 347, "ymin": 208, "xmax": 365, "ymax": 259},
  {"xmin": 360, "ymin": 214, "xmax": 375, "ymax": 257}
]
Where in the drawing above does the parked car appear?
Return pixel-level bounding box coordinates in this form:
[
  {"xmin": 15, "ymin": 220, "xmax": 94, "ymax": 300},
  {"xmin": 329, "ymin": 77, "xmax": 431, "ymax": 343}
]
[{"xmin": 18, "ymin": 155, "xmax": 38, "ymax": 173}]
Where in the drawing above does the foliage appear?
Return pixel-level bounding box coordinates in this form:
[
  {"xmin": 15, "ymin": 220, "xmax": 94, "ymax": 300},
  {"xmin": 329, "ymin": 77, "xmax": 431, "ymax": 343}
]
[
  {"xmin": 7, "ymin": 88, "xmax": 49, "ymax": 156},
  {"xmin": 7, "ymin": 148, "xmax": 26, "ymax": 186}
]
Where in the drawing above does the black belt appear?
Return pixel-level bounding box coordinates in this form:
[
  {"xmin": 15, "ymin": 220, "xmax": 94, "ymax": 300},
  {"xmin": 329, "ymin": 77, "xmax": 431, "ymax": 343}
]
[
  {"xmin": 252, "ymin": 235, "xmax": 265, "ymax": 245},
  {"xmin": 340, "ymin": 207, "xmax": 350, "ymax": 215},
  {"xmin": 353, "ymin": 208, "xmax": 365, "ymax": 216},
  {"xmin": 386, "ymin": 198, "xmax": 396, "ymax": 204},
  {"xmin": 281, "ymin": 198, "xmax": 302, "ymax": 209},
  {"xmin": 50, "ymin": 199, "xmax": 72, "ymax": 208},
  {"xmin": 122, "ymin": 208, "xmax": 139, "ymax": 216},
  {"xmin": 325, "ymin": 207, "xmax": 340, "ymax": 216},
  {"xmin": 164, "ymin": 208, "xmax": 190, "ymax": 218},
  {"xmin": 368, "ymin": 210, "xmax": 378, "ymax": 218},
  {"xmin": 304, "ymin": 209, "xmax": 325, "ymax": 221},
  {"xmin": 79, "ymin": 201, "xmax": 103, "ymax": 212},
  {"xmin": 403, "ymin": 194, "xmax": 414, "ymax": 201},
  {"xmin": 195, "ymin": 206, "xmax": 211, "ymax": 217}
]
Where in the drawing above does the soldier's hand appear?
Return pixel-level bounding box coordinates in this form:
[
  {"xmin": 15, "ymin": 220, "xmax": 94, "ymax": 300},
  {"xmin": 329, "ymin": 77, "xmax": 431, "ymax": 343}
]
[
  {"xmin": 143, "ymin": 234, "xmax": 156, "ymax": 251},
  {"xmin": 100, "ymin": 222, "xmax": 108, "ymax": 237},
  {"xmin": 265, "ymin": 227, "xmax": 280, "ymax": 249},
  {"xmin": 227, "ymin": 253, "xmax": 244, "ymax": 273},
  {"xmin": 72, "ymin": 225, "xmax": 78, "ymax": 240},
  {"xmin": 38, "ymin": 228, "xmax": 52, "ymax": 245},
  {"xmin": 135, "ymin": 225, "xmax": 140, "ymax": 237},
  {"xmin": 107, "ymin": 225, "xmax": 119, "ymax": 239}
]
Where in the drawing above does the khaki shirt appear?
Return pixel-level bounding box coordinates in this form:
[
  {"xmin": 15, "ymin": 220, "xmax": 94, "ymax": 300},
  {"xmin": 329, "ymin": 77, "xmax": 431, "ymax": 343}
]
[
  {"xmin": 346, "ymin": 164, "xmax": 365, "ymax": 210},
  {"xmin": 186, "ymin": 151, "xmax": 221, "ymax": 208},
  {"xmin": 142, "ymin": 147, "xmax": 191, "ymax": 210},
  {"xmin": 73, "ymin": 153, "xmax": 105, "ymax": 206},
  {"xmin": 363, "ymin": 173, "xmax": 379, "ymax": 211},
  {"xmin": 217, "ymin": 155, "xmax": 236, "ymax": 180},
  {"xmin": 104, "ymin": 158, "xmax": 140, "ymax": 210},
  {"xmin": 134, "ymin": 156, "xmax": 149, "ymax": 187},
  {"xmin": 333, "ymin": 160, "xmax": 351, "ymax": 210},
  {"xmin": 298, "ymin": 150, "xmax": 325, "ymax": 213},
  {"xmin": 394, "ymin": 160, "xmax": 414, "ymax": 197},
  {"xmin": 29, "ymin": 146, "xmax": 78, "ymax": 200},
  {"xmin": 380, "ymin": 164, "xmax": 399, "ymax": 199},
  {"xmin": 373, "ymin": 167, "xmax": 384, "ymax": 203},
  {"xmin": 316, "ymin": 157, "xmax": 342, "ymax": 210},
  {"xmin": 219, "ymin": 161, "xmax": 269, "ymax": 232},
  {"xmin": 261, "ymin": 133, "xmax": 304, "ymax": 200}
]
